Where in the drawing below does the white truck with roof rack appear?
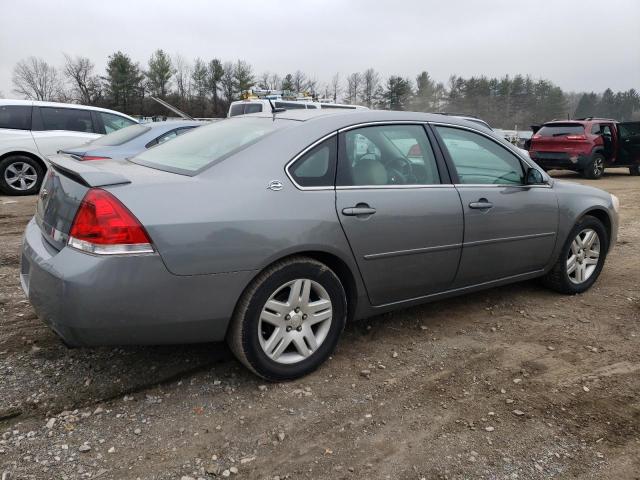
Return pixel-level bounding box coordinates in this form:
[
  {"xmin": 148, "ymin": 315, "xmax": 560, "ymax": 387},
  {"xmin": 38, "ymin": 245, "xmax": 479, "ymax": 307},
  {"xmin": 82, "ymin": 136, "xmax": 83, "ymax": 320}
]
[{"xmin": 227, "ymin": 89, "xmax": 367, "ymax": 117}]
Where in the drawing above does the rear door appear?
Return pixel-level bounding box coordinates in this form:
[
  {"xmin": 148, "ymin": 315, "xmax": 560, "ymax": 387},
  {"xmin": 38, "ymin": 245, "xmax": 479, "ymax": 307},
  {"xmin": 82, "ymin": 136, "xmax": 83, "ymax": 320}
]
[
  {"xmin": 335, "ymin": 123, "xmax": 463, "ymax": 306},
  {"xmin": 433, "ymin": 124, "xmax": 558, "ymax": 287},
  {"xmin": 618, "ymin": 122, "xmax": 640, "ymax": 165},
  {"xmin": 31, "ymin": 106, "xmax": 101, "ymax": 157}
]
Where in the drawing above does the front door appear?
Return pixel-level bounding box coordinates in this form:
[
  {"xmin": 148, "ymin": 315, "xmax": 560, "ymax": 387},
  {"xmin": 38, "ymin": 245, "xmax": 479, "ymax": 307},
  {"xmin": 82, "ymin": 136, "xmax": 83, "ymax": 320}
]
[
  {"xmin": 335, "ymin": 124, "xmax": 464, "ymax": 306},
  {"xmin": 618, "ymin": 122, "xmax": 640, "ymax": 165},
  {"xmin": 433, "ymin": 125, "xmax": 559, "ymax": 287}
]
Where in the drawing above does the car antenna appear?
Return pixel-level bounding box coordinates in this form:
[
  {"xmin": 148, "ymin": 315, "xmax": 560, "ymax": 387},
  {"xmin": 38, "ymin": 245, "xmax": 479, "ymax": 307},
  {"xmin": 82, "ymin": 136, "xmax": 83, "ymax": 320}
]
[{"xmin": 267, "ymin": 97, "xmax": 286, "ymax": 121}]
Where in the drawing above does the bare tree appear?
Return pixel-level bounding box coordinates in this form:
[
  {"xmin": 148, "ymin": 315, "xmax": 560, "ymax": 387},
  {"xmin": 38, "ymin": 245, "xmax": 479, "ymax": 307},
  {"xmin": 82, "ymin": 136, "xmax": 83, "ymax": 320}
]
[
  {"xmin": 306, "ymin": 76, "xmax": 318, "ymax": 96},
  {"xmin": 12, "ymin": 57, "xmax": 62, "ymax": 101},
  {"xmin": 331, "ymin": 73, "xmax": 341, "ymax": 102},
  {"xmin": 63, "ymin": 54, "xmax": 101, "ymax": 104},
  {"xmin": 173, "ymin": 54, "xmax": 192, "ymax": 102},
  {"xmin": 220, "ymin": 61, "xmax": 236, "ymax": 103},
  {"xmin": 362, "ymin": 68, "xmax": 380, "ymax": 108},
  {"xmin": 292, "ymin": 70, "xmax": 307, "ymax": 93},
  {"xmin": 346, "ymin": 72, "xmax": 362, "ymax": 104}
]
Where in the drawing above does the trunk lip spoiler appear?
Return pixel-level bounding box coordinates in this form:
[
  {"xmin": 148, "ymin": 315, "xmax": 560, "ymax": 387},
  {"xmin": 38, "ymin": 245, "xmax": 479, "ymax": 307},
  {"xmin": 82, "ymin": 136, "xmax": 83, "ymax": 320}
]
[{"xmin": 47, "ymin": 154, "xmax": 131, "ymax": 188}]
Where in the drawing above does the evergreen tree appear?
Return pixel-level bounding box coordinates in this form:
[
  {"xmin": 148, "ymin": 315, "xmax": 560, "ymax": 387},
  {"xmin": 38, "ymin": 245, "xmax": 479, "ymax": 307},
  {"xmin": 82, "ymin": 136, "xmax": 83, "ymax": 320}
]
[
  {"xmin": 146, "ymin": 49, "xmax": 174, "ymax": 98},
  {"xmin": 104, "ymin": 51, "xmax": 143, "ymax": 113}
]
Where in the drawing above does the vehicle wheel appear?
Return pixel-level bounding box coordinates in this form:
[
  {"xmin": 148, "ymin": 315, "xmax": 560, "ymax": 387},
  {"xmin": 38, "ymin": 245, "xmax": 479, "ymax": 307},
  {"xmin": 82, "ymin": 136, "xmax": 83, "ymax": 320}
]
[
  {"xmin": 542, "ymin": 216, "xmax": 608, "ymax": 294},
  {"xmin": 629, "ymin": 165, "xmax": 640, "ymax": 176},
  {"xmin": 227, "ymin": 256, "xmax": 347, "ymax": 381},
  {"xmin": 583, "ymin": 154, "xmax": 605, "ymax": 179},
  {"xmin": 0, "ymin": 155, "xmax": 44, "ymax": 195}
]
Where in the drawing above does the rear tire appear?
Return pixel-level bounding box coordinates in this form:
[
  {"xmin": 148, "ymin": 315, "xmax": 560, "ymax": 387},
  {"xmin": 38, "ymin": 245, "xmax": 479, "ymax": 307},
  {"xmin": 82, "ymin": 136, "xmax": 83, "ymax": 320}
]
[
  {"xmin": 582, "ymin": 154, "xmax": 605, "ymax": 179},
  {"xmin": 0, "ymin": 155, "xmax": 45, "ymax": 196},
  {"xmin": 629, "ymin": 165, "xmax": 640, "ymax": 176},
  {"xmin": 542, "ymin": 216, "xmax": 608, "ymax": 294},
  {"xmin": 227, "ymin": 256, "xmax": 347, "ymax": 381}
]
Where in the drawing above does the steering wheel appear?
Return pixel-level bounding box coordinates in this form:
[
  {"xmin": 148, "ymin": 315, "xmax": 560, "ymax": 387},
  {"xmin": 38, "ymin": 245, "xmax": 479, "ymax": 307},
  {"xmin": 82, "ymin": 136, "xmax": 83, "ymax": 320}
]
[{"xmin": 387, "ymin": 156, "xmax": 417, "ymax": 184}]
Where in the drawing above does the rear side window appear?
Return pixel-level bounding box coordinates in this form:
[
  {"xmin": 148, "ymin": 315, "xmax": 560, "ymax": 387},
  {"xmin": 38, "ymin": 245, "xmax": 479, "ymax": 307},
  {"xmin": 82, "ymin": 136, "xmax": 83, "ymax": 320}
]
[
  {"xmin": 289, "ymin": 136, "xmax": 337, "ymax": 188},
  {"xmin": 591, "ymin": 124, "xmax": 601, "ymax": 134},
  {"xmin": 132, "ymin": 117, "xmax": 290, "ymax": 175},
  {"xmin": 320, "ymin": 104, "xmax": 356, "ymax": 110},
  {"xmin": 91, "ymin": 124, "xmax": 151, "ymax": 146},
  {"xmin": 275, "ymin": 102, "xmax": 306, "ymax": 110},
  {"xmin": 41, "ymin": 107, "xmax": 94, "ymax": 133},
  {"xmin": 0, "ymin": 105, "xmax": 32, "ymax": 130},
  {"xmin": 244, "ymin": 104, "xmax": 262, "ymax": 114},
  {"xmin": 537, "ymin": 123, "xmax": 585, "ymax": 137},
  {"xmin": 98, "ymin": 112, "xmax": 136, "ymax": 133}
]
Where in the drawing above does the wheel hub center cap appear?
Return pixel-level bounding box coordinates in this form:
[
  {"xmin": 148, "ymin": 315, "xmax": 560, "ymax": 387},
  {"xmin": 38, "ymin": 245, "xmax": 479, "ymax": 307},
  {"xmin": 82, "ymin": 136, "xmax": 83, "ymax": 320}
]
[{"xmin": 289, "ymin": 311, "xmax": 303, "ymax": 328}]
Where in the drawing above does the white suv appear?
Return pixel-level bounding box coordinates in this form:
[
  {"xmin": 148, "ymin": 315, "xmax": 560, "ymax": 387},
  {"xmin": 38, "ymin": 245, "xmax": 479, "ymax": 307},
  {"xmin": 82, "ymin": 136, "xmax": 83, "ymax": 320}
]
[{"xmin": 0, "ymin": 100, "xmax": 137, "ymax": 195}]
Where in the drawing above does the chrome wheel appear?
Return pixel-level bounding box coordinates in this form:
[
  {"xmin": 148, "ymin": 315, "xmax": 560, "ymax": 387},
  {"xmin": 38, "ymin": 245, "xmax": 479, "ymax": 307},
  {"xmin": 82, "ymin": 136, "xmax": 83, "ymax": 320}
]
[
  {"xmin": 4, "ymin": 161, "xmax": 38, "ymax": 191},
  {"xmin": 593, "ymin": 158, "xmax": 604, "ymax": 177},
  {"xmin": 567, "ymin": 228, "xmax": 600, "ymax": 284},
  {"xmin": 258, "ymin": 278, "xmax": 333, "ymax": 364}
]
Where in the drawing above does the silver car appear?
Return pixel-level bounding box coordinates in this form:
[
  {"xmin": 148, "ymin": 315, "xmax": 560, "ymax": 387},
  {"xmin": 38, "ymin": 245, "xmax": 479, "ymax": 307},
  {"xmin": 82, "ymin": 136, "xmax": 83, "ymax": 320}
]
[
  {"xmin": 59, "ymin": 120, "xmax": 204, "ymax": 161},
  {"xmin": 20, "ymin": 110, "xmax": 619, "ymax": 380}
]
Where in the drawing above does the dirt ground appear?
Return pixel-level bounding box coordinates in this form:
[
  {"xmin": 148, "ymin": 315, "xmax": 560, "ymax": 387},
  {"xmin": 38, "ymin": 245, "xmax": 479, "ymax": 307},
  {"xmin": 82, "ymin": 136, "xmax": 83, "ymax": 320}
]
[{"xmin": 1, "ymin": 169, "xmax": 639, "ymax": 480}]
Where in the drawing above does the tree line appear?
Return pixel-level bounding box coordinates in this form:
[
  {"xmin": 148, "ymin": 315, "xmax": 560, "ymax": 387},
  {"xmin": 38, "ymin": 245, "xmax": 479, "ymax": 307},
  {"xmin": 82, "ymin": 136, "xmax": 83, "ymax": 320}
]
[{"xmin": 10, "ymin": 50, "xmax": 640, "ymax": 128}]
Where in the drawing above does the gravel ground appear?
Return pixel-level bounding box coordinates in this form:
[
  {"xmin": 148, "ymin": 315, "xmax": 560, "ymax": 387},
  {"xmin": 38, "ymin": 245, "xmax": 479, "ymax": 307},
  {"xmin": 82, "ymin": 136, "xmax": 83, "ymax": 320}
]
[{"xmin": 0, "ymin": 169, "xmax": 639, "ymax": 480}]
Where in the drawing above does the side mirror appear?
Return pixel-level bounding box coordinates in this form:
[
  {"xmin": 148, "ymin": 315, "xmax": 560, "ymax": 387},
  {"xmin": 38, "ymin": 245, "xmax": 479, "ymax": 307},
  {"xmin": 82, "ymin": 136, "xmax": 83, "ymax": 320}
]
[{"xmin": 525, "ymin": 167, "xmax": 546, "ymax": 185}]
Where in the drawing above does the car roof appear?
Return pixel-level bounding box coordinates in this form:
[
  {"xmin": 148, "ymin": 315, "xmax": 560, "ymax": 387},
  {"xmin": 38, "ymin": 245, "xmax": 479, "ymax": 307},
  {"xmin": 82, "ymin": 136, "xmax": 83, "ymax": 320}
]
[
  {"xmin": 139, "ymin": 120, "xmax": 205, "ymax": 129},
  {"xmin": 0, "ymin": 98, "xmax": 138, "ymax": 122},
  {"xmin": 244, "ymin": 108, "xmax": 495, "ymax": 131}
]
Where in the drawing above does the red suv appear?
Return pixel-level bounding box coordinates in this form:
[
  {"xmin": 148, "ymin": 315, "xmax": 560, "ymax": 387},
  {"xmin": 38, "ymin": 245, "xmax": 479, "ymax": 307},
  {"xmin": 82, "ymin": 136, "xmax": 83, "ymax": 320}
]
[{"xmin": 528, "ymin": 118, "xmax": 640, "ymax": 179}]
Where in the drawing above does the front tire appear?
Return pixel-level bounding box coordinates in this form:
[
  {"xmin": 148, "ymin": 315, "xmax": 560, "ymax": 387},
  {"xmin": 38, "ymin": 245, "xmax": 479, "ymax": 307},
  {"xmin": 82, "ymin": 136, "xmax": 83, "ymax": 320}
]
[
  {"xmin": 582, "ymin": 154, "xmax": 605, "ymax": 179},
  {"xmin": 542, "ymin": 216, "xmax": 608, "ymax": 294},
  {"xmin": 0, "ymin": 155, "xmax": 44, "ymax": 195},
  {"xmin": 227, "ymin": 256, "xmax": 347, "ymax": 381}
]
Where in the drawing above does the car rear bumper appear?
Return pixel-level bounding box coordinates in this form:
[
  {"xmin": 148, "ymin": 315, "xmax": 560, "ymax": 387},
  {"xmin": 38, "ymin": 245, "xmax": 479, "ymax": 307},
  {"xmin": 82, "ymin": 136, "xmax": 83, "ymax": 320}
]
[
  {"xmin": 20, "ymin": 217, "xmax": 254, "ymax": 347},
  {"xmin": 530, "ymin": 152, "xmax": 591, "ymax": 170}
]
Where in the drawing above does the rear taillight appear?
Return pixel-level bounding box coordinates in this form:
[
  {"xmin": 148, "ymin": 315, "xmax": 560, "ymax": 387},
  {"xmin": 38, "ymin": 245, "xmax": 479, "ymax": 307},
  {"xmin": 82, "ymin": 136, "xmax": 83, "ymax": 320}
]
[
  {"xmin": 68, "ymin": 188, "xmax": 153, "ymax": 255},
  {"xmin": 81, "ymin": 156, "xmax": 111, "ymax": 161},
  {"xmin": 533, "ymin": 134, "xmax": 542, "ymax": 139},
  {"xmin": 566, "ymin": 135, "xmax": 586, "ymax": 140}
]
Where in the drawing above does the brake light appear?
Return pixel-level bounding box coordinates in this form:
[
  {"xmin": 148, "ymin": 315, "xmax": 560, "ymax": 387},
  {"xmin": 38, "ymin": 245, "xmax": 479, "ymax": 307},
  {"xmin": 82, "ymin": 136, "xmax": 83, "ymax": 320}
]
[
  {"xmin": 566, "ymin": 135, "xmax": 586, "ymax": 140},
  {"xmin": 68, "ymin": 189, "xmax": 153, "ymax": 255},
  {"xmin": 533, "ymin": 134, "xmax": 542, "ymax": 139},
  {"xmin": 81, "ymin": 155, "xmax": 111, "ymax": 161}
]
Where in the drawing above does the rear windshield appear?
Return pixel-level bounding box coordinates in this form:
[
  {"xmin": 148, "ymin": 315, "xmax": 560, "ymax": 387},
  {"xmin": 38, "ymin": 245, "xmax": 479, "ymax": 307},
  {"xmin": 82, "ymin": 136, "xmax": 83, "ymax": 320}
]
[
  {"xmin": 131, "ymin": 117, "xmax": 288, "ymax": 175},
  {"xmin": 91, "ymin": 124, "xmax": 151, "ymax": 146},
  {"xmin": 537, "ymin": 123, "xmax": 585, "ymax": 137}
]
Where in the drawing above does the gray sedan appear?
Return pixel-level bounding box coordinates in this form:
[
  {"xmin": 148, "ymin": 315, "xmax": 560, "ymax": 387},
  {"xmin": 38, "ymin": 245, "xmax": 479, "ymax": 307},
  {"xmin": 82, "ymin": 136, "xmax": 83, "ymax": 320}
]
[
  {"xmin": 60, "ymin": 120, "xmax": 204, "ymax": 161},
  {"xmin": 21, "ymin": 110, "xmax": 619, "ymax": 380}
]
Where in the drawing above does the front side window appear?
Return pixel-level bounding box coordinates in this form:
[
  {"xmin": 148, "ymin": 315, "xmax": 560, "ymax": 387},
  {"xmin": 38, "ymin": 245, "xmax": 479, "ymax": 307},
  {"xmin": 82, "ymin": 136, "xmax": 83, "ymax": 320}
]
[
  {"xmin": 289, "ymin": 136, "xmax": 336, "ymax": 188},
  {"xmin": 338, "ymin": 125, "xmax": 440, "ymax": 186},
  {"xmin": 99, "ymin": 112, "xmax": 136, "ymax": 133},
  {"xmin": 41, "ymin": 107, "xmax": 94, "ymax": 133},
  {"xmin": 435, "ymin": 126, "xmax": 524, "ymax": 185},
  {"xmin": 0, "ymin": 105, "xmax": 32, "ymax": 130}
]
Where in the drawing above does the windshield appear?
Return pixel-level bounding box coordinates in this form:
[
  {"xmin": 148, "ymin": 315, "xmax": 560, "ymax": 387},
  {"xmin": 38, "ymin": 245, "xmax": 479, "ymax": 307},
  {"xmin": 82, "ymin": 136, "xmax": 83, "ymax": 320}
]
[
  {"xmin": 537, "ymin": 123, "xmax": 584, "ymax": 137},
  {"xmin": 131, "ymin": 117, "xmax": 289, "ymax": 175},
  {"xmin": 91, "ymin": 124, "xmax": 151, "ymax": 146}
]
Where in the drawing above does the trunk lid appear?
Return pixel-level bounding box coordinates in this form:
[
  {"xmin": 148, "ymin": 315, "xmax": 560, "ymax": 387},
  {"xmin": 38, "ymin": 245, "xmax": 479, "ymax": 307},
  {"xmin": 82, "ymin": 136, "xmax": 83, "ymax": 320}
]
[{"xmin": 35, "ymin": 155, "xmax": 132, "ymax": 251}]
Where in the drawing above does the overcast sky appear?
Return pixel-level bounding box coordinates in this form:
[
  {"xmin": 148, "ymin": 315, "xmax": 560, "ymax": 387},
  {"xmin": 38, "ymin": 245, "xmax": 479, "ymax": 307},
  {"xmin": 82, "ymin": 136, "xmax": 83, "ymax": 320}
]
[{"xmin": 1, "ymin": 0, "xmax": 638, "ymax": 98}]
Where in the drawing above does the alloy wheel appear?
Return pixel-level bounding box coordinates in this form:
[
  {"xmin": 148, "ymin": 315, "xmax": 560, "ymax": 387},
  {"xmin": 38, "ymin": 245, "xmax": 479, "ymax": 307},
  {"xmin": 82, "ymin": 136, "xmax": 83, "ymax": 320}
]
[
  {"xmin": 593, "ymin": 158, "xmax": 604, "ymax": 177},
  {"xmin": 4, "ymin": 162, "xmax": 38, "ymax": 191},
  {"xmin": 258, "ymin": 278, "xmax": 333, "ymax": 364},
  {"xmin": 567, "ymin": 228, "xmax": 600, "ymax": 284}
]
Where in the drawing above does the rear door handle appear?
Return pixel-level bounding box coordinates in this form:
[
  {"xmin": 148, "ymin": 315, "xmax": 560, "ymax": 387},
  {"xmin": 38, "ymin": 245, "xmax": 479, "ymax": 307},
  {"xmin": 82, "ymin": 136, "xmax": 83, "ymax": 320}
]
[
  {"xmin": 469, "ymin": 199, "xmax": 493, "ymax": 210},
  {"xmin": 342, "ymin": 206, "xmax": 376, "ymax": 216}
]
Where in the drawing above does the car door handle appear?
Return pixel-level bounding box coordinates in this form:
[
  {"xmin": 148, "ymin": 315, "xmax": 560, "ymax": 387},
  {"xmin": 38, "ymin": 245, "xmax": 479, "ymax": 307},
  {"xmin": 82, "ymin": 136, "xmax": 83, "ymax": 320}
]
[
  {"xmin": 469, "ymin": 199, "xmax": 493, "ymax": 210},
  {"xmin": 342, "ymin": 205, "xmax": 376, "ymax": 216}
]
